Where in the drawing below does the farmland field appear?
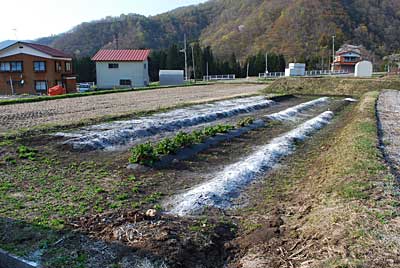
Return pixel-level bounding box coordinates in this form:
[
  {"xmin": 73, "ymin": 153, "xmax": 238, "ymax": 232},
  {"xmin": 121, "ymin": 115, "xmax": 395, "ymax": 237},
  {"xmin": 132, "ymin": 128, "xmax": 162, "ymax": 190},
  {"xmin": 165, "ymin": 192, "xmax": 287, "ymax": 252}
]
[
  {"xmin": 0, "ymin": 83, "xmax": 264, "ymax": 135},
  {"xmin": 0, "ymin": 80, "xmax": 399, "ymax": 268}
]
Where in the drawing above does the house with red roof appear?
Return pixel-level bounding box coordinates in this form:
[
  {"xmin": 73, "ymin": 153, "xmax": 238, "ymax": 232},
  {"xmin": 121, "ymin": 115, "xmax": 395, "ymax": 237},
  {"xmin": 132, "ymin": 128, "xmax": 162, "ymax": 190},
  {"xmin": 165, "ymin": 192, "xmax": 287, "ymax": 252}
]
[
  {"xmin": 91, "ymin": 49, "xmax": 150, "ymax": 89},
  {"xmin": 0, "ymin": 41, "xmax": 76, "ymax": 95}
]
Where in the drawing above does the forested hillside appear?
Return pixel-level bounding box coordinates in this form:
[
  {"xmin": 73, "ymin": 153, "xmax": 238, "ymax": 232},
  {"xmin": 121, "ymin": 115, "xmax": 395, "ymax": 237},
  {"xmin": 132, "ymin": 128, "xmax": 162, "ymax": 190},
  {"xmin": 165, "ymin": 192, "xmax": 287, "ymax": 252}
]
[{"xmin": 37, "ymin": 0, "xmax": 400, "ymax": 63}]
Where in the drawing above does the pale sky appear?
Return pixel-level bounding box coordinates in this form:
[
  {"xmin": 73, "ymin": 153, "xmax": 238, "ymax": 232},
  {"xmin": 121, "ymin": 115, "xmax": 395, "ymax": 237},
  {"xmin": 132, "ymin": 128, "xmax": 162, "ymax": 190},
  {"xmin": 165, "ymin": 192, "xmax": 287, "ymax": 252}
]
[{"xmin": 0, "ymin": 0, "xmax": 207, "ymax": 41}]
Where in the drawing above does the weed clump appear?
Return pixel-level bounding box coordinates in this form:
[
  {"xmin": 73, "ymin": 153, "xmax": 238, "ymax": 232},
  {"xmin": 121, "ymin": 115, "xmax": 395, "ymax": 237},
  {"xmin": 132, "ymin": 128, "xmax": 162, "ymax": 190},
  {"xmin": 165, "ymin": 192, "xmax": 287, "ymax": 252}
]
[{"xmin": 17, "ymin": 145, "xmax": 38, "ymax": 160}]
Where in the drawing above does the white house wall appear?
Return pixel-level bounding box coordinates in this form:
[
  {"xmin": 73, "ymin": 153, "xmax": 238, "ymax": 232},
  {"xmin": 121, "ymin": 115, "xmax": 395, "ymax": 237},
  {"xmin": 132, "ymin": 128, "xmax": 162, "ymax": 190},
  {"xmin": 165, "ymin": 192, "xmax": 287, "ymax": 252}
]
[{"xmin": 96, "ymin": 61, "xmax": 149, "ymax": 88}]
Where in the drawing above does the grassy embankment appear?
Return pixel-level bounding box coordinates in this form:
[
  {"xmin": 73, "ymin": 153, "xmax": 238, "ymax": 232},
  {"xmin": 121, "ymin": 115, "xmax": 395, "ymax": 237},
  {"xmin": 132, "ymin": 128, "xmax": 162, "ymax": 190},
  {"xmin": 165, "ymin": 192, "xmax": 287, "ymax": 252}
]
[
  {"xmin": 263, "ymin": 76, "xmax": 400, "ymax": 97},
  {"xmin": 237, "ymin": 91, "xmax": 400, "ymax": 267}
]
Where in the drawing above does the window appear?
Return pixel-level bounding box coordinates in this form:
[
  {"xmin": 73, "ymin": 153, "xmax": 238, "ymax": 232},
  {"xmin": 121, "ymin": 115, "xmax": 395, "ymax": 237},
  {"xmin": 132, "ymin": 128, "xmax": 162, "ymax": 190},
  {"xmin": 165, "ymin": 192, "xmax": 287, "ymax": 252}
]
[
  {"xmin": 35, "ymin": 81, "xmax": 48, "ymax": 92},
  {"xmin": 0, "ymin": 61, "xmax": 22, "ymax": 72},
  {"xmin": 144, "ymin": 63, "xmax": 147, "ymax": 69},
  {"xmin": 55, "ymin": 61, "xmax": 62, "ymax": 72},
  {"xmin": 10, "ymin": 61, "xmax": 23, "ymax": 72},
  {"xmin": 120, "ymin": 79, "xmax": 131, "ymax": 86},
  {"xmin": 65, "ymin": 62, "xmax": 71, "ymax": 72},
  {"xmin": 34, "ymin": 61, "xmax": 46, "ymax": 72},
  {"xmin": 108, "ymin": 63, "xmax": 119, "ymax": 69},
  {"xmin": 0, "ymin": 62, "xmax": 10, "ymax": 72}
]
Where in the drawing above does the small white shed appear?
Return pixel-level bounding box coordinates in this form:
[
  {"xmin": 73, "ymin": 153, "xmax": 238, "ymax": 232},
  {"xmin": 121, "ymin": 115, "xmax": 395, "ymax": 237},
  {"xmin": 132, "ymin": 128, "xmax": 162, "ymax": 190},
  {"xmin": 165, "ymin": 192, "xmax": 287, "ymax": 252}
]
[
  {"xmin": 354, "ymin": 61, "xmax": 373, "ymax": 77},
  {"xmin": 92, "ymin": 49, "xmax": 150, "ymax": 89},
  {"xmin": 159, "ymin": 70, "xmax": 185, "ymax": 86},
  {"xmin": 285, "ymin": 63, "xmax": 306, "ymax": 77}
]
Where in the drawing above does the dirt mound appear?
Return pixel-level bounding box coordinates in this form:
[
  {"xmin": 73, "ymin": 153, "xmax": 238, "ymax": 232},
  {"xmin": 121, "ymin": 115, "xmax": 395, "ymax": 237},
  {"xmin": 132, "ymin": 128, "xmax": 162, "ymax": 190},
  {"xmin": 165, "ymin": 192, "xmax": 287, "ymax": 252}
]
[{"xmin": 69, "ymin": 210, "xmax": 235, "ymax": 267}]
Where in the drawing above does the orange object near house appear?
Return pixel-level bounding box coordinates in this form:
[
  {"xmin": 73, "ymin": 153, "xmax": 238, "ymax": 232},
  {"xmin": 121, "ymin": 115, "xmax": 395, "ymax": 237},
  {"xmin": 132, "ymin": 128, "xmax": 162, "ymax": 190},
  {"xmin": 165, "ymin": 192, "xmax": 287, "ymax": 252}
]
[{"xmin": 48, "ymin": 85, "xmax": 67, "ymax": 96}]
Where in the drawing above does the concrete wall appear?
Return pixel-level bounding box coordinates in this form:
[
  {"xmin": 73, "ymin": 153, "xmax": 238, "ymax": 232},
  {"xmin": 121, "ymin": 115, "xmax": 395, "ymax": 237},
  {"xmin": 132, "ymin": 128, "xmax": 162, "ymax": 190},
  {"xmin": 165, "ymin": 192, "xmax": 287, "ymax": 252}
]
[{"xmin": 96, "ymin": 61, "xmax": 149, "ymax": 89}]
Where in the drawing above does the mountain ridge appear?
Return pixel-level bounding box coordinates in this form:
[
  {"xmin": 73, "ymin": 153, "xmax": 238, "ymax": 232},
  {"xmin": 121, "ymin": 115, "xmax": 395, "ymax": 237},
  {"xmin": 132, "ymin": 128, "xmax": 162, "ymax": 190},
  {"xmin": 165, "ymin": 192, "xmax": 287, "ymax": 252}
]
[{"xmin": 26, "ymin": 0, "xmax": 400, "ymax": 61}]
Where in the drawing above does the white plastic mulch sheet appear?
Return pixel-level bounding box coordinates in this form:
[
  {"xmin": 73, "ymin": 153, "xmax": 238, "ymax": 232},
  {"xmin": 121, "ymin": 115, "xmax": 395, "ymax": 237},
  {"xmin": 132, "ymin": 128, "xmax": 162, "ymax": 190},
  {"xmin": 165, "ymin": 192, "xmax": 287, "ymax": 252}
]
[
  {"xmin": 266, "ymin": 97, "xmax": 329, "ymax": 121},
  {"xmin": 56, "ymin": 96, "xmax": 275, "ymax": 150},
  {"xmin": 167, "ymin": 111, "xmax": 334, "ymax": 216}
]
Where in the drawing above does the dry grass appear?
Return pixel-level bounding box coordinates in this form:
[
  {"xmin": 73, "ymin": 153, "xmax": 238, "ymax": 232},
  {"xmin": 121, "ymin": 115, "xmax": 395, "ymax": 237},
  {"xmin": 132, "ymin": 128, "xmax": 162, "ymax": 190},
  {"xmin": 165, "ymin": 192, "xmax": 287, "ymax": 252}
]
[{"xmin": 263, "ymin": 76, "xmax": 400, "ymax": 97}]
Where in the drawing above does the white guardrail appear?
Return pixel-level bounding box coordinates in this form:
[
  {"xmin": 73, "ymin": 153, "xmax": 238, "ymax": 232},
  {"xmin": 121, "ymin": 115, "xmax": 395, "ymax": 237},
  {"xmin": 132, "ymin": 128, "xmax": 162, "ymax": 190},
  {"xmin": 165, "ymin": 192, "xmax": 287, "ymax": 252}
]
[
  {"xmin": 203, "ymin": 74, "xmax": 236, "ymax": 81},
  {"xmin": 259, "ymin": 70, "xmax": 349, "ymax": 78},
  {"xmin": 258, "ymin": 72, "xmax": 285, "ymax": 78}
]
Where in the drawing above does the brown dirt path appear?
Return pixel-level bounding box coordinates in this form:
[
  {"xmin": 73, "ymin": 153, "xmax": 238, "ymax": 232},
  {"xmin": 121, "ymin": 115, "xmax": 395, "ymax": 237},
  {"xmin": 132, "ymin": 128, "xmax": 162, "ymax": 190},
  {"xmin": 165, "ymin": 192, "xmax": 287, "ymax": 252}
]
[{"xmin": 0, "ymin": 84, "xmax": 264, "ymax": 134}]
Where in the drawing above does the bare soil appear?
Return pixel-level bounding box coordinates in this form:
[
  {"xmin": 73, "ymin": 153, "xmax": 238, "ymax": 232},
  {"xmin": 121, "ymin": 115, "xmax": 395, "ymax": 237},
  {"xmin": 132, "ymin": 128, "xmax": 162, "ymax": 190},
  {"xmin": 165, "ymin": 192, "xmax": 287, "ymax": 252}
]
[
  {"xmin": 0, "ymin": 83, "xmax": 264, "ymax": 134},
  {"xmin": 377, "ymin": 89, "xmax": 400, "ymax": 178}
]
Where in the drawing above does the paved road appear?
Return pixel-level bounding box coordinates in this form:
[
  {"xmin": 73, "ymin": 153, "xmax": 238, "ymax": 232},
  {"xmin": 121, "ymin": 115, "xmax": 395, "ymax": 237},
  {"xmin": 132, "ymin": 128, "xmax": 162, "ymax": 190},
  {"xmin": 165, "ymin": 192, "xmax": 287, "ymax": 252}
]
[
  {"xmin": 0, "ymin": 84, "xmax": 265, "ymax": 134},
  {"xmin": 377, "ymin": 90, "xmax": 400, "ymax": 176}
]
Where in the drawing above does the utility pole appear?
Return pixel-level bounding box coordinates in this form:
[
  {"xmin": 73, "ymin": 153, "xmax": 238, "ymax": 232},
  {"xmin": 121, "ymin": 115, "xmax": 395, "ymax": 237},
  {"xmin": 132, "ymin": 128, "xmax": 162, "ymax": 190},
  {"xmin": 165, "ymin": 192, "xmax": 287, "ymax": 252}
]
[
  {"xmin": 206, "ymin": 62, "xmax": 209, "ymax": 81},
  {"xmin": 180, "ymin": 34, "xmax": 188, "ymax": 81},
  {"xmin": 265, "ymin": 53, "xmax": 269, "ymax": 74},
  {"xmin": 9, "ymin": 76, "xmax": 15, "ymax": 95},
  {"xmin": 332, "ymin": 35, "xmax": 336, "ymax": 71},
  {"xmin": 191, "ymin": 45, "xmax": 196, "ymax": 81},
  {"xmin": 246, "ymin": 62, "xmax": 250, "ymax": 79}
]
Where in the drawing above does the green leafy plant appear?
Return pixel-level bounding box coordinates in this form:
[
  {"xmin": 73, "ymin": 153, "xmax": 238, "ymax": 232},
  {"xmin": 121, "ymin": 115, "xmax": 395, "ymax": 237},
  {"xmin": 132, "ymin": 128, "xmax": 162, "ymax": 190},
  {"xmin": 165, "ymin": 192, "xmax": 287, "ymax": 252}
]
[
  {"xmin": 155, "ymin": 137, "xmax": 179, "ymax": 155},
  {"xmin": 129, "ymin": 124, "xmax": 234, "ymax": 166},
  {"xmin": 129, "ymin": 142, "xmax": 158, "ymax": 166},
  {"xmin": 237, "ymin": 117, "xmax": 255, "ymax": 127},
  {"xmin": 17, "ymin": 145, "xmax": 38, "ymax": 160}
]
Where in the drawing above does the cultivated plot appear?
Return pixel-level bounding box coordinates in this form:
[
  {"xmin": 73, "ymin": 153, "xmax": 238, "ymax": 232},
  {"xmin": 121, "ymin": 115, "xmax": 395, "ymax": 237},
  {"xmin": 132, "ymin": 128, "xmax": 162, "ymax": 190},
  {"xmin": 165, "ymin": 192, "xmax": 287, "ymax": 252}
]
[{"xmin": 0, "ymin": 94, "xmax": 357, "ymax": 267}]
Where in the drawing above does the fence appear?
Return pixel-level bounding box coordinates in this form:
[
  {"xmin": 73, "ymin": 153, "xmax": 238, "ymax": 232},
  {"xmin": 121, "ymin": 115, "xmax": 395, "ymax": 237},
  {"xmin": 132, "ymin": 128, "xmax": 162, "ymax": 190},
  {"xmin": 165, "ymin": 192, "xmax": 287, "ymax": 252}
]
[
  {"xmin": 258, "ymin": 70, "xmax": 349, "ymax": 79},
  {"xmin": 203, "ymin": 74, "xmax": 236, "ymax": 81},
  {"xmin": 258, "ymin": 72, "xmax": 285, "ymax": 78}
]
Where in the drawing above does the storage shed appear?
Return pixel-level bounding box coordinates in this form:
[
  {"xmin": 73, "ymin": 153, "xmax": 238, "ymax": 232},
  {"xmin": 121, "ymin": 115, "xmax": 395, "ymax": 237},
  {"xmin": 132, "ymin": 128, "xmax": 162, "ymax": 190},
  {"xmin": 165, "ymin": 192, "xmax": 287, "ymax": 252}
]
[
  {"xmin": 354, "ymin": 61, "xmax": 373, "ymax": 77},
  {"xmin": 159, "ymin": 70, "xmax": 185, "ymax": 86},
  {"xmin": 285, "ymin": 63, "xmax": 306, "ymax": 77},
  {"xmin": 92, "ymin": 49, "xmax": 150, "ymax": 89}
]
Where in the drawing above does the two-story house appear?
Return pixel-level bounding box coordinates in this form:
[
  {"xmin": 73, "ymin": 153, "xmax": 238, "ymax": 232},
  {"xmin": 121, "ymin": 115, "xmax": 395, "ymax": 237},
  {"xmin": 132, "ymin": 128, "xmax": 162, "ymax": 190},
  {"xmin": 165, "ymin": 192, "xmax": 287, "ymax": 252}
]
[
  {"xmin": 0, "ymin": 41, "xmax": 76, "ymax": 95},
  {"xmin": 92, "ymin": 49, "xmax": 150, "ymax": 89},
  {"xmin": 331, "ymin": 44, "xmax": 363, "ymax": 73}
]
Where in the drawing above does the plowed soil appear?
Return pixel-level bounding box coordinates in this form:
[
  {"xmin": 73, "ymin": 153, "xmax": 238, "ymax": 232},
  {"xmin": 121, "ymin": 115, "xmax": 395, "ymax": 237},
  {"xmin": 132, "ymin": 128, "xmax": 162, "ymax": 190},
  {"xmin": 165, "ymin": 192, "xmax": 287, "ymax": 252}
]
[{"xmin": 0, "ymin": 84, "xmax": 264, "ymax": 134}]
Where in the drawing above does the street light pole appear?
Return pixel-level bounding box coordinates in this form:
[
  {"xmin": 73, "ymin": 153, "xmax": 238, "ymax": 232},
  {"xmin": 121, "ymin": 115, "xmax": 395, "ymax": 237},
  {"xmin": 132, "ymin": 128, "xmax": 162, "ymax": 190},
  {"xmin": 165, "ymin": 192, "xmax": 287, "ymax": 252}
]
[{"xmin": 192, "ymin": 45, "xmax": 196, "ymax": 81}]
